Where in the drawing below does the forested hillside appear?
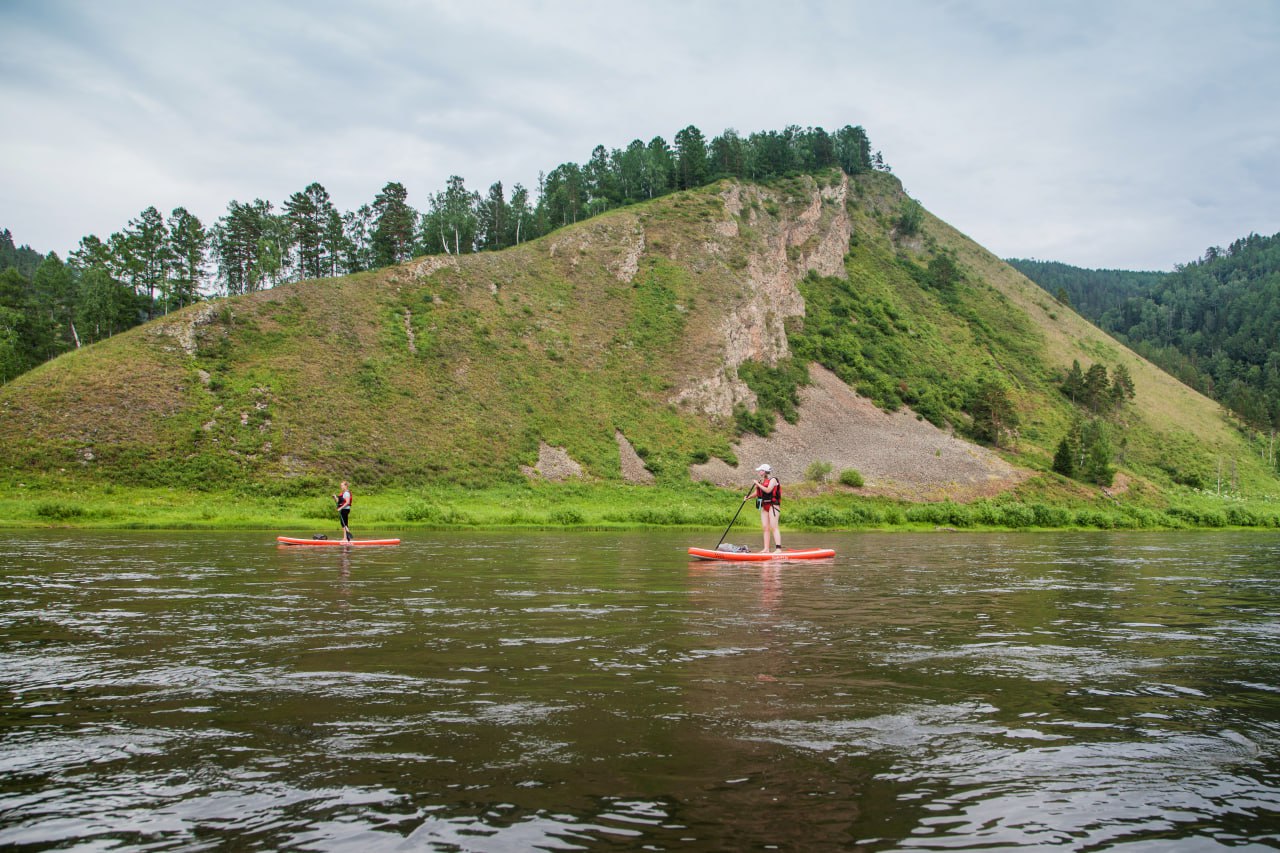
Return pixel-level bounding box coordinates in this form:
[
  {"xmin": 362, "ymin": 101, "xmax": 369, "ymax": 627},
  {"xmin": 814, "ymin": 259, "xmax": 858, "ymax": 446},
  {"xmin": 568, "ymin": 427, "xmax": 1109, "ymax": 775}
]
[
  {"xmin": 1012, "ymin": 234, "xmax": 1280, "ymax": 432},
  {"xmin": 0, "ymin": 230, "xmax": 42, "ymax": 279},
  {"xmin": 1006, "ymin": 259, "xmax": 1165, "ymax": 319}
]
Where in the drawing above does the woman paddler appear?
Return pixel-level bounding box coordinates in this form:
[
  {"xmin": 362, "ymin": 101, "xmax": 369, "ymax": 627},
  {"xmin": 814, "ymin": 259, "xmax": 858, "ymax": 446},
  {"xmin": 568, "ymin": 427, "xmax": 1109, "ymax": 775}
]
[
  {"xmin": 750, "ymin": 464, "xmax": 782, "ymax": 553},
  {"xmin": 333, "ymin": 481, "xmax": 353, "ymax": 542}
]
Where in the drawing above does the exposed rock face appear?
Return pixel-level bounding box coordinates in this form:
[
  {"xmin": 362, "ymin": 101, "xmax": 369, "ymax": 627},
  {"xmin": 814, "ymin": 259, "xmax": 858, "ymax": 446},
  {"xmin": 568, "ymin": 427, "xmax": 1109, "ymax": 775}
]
[
  {"xmin": 548, "ymin": 214, "xmax": 645, "ymax": 282},
  {"xmin": 521, "ymin": 441, "xmax": 585, "ymax": 481},
  {"xmin": 689, "ymin": 365, "xmax": 1032, "ymax": 501},
  {"xmin": 414, "ymin": 256, "xmax": 460, "ymax": 279},
  {"xmin": 616, "ymin": 431, "xmax": 654, "ymax": 484},
  {"xmin": 673, "ymin": 175, "xmax": 853, "ymax": 418},
  {"xmin": 149, "ymin": 302, "xmax": 223, "ymax": 356}
]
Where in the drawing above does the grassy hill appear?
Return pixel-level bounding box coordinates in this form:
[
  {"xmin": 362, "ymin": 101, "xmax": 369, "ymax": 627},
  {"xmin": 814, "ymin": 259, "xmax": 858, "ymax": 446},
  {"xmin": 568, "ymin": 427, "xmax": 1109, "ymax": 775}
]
[{"xmin": 2, "ymin": 169, "xmax": 1278, "ymax": 528}]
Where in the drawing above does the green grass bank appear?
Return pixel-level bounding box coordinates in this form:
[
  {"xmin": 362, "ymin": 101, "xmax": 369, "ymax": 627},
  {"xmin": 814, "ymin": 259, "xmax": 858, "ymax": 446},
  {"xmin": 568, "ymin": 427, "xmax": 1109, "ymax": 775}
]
[{"xmin": 9, "ymin": 478, "xmax": 1280, "ymax": 533}]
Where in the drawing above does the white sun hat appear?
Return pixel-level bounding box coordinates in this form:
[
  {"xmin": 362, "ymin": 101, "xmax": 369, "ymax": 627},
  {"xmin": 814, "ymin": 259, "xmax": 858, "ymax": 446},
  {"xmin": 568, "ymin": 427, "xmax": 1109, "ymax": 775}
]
[{"xmin": 755, "ymin": 463, "xmax": 772, "ymax": 473}]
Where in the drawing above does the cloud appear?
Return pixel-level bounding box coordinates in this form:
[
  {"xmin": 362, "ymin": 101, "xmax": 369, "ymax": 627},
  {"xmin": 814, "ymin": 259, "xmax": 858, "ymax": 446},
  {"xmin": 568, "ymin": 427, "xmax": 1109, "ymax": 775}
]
[{"xmin": 1, "ymin": 0, "xmax": 1277, "ymax": 271}]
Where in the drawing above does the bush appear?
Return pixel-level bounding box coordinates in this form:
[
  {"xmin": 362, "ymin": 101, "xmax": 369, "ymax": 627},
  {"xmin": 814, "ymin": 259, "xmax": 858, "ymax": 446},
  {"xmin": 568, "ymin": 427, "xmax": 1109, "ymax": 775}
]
[
  {"xmin": 35, "ymin": 501, "xmax": 85, "ymax": 520},
  {"xmin": 630, "ymin": 507, "xmax": 688, "ymax": 525},
  {"xmin": 996, "ymin": 503, "xmax": 1036, "ymax": 529},
  {"xmin": 1074, "ymin": 510, "xmax": 1115, "ymax": 529},
  {"xmin": 838, "ymin": 468, "xmax": 864, "ymax": 488},
  {"xmin": 733, "ymin": 403, "xmax": 775, "ymax": 437},
  {"xmin": 402, "ymin": 500, "xmax": 469, "ymax": 524},
  {"xmin": 844, "ymin": 503, "xmax": 881, "ymax": 525},
  {"xmin": 550, "ymin": 508, "xmax": 585, "ymax": 525},
  {"xmin": 806, "ymin": 461, "xmax": 833, "ymax": 482},
  {"xmin": 1029, "ymin": 502, "xmax": 1072, "ymax": 528},
  {"xmin": 1225, "ymin": 506, "xmax": 1260, "ymax": 527},
  {"xmin": 905, "ymin": 502, "xmax": 972, "ymax": 527},
  {"xmin": 791, "ymin": 504, "xmax": 841, "ymax": 528}
]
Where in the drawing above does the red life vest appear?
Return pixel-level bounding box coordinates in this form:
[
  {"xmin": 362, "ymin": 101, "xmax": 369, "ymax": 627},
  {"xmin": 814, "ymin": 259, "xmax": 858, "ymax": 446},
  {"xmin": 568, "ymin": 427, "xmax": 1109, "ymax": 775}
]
[{"xmin": 755, "ymin": 478, "xmax": 781, "ymax": 509}]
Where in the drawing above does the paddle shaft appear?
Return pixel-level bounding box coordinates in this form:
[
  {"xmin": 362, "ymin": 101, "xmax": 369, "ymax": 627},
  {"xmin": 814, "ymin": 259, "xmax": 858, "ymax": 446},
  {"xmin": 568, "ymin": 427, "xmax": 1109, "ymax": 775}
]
[{"xmin": 715, "ymin": 494, "xmax": 752, "ymax": 549}]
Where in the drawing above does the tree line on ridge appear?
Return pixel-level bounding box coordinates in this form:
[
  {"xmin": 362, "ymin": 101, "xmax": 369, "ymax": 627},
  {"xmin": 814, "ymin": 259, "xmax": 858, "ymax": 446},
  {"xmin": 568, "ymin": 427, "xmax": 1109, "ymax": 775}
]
[{"xmin": 0, "ymin": 124, "xmax": 879, "ymax": 383}]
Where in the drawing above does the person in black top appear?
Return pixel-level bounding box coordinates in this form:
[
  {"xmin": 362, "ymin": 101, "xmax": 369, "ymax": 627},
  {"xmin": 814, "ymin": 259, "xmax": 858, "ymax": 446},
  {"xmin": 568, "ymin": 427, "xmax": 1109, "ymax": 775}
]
[{"xmin": 333, "ymin": 481, "xmax": 353, "ymax": 541}]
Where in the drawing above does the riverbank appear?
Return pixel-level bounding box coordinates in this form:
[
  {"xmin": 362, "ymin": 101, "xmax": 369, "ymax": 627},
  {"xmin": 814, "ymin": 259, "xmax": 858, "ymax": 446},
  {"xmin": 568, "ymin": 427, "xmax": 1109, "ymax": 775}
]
[{"xmin": 8, "ymin": 478, "xmax": 1280, "ymax": 532}]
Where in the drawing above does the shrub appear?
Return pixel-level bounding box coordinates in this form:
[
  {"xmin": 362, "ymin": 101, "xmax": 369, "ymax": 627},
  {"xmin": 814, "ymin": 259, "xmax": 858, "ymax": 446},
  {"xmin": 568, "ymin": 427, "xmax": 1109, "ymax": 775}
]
[
  {"xmin": 880, "ymin": 507, "xmax": 906, "ymax": 525},
  {"xmin": 733, "ymin": 403, "xmax": 775, "ymax": 437},
  {"xmin": 1029, "ymin": 502, "xmax": 1072, "ymax": 527},
  {"xmin": 35, "ymin": 501, "xmax": 85, "ymax": 520},
  {"xmin": 402, "ymin": 500, "xmax": 469, "ymax": 524},
  {"xmin": 906, "ymin": 501, "xmax": 972, "ymax": 527},
  {"xmin": 550, "ymin": 508, "xmax": 585, "ymax": 525},
  {"xmin": 996, "ymin": 503, "xmax": 1036, "ymax": 529},
  {"xmin": 1225, "ymin": 506, "xmax": 1260, "ymax": 527},
  {"xmin": 844, "ymin": 503, "xmax": 881, "ymax": 525},
  {"xmin": 838, "ymin": 468, "xmax": 864, "ymax": 488},
  {"xmin": 971, "ymin": 501, "xmax": 1004, "ymax": 526},
  {"xmin": 806, "ymin": 461, "xmax": 833, "ymax": 483},
  {"xmin": 791, "ymin": 504, "xmax": 841, "ymax": 528},
  {"xmin": 1074, "ymin": 510, "xmax": 1115, "ymax": 529}
]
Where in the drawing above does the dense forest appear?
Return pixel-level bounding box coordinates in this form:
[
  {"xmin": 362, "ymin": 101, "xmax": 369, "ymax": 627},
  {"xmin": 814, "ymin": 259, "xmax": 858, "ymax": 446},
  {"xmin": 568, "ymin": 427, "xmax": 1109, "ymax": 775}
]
[
  {"xmin": 1013, "ymin": 235, "xmax": 1280, "ymax": 432},
  {"xmin": 0, "ymin": 125, "xmax": 879, "ymax": 382},
  {"xmin": 1005, "ymin": 259, "xmax": 1166, "ymax": 318}
]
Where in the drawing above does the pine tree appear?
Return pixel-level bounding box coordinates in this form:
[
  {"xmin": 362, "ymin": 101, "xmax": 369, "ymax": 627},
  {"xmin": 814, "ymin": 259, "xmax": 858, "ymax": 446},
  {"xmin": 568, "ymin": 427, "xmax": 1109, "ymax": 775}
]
[
  {"xmin": 32, "ymin": 253, "xmax": 76, "ymax": 351},
  {"xmin": 968, "ymin": 376, "xmax": 1019, "ymax": 447},
  {"xmin": 341, "ymin": 205, "xmax": 375, "ymax": 273},
  {"xmin": 127, "ymin": 207, "xmax": 169, "ymax": 317},
  {"xmin": 284, "ymin": 183, "xmax": 335, "ymax": 281},
  {"xmin": 1110, "ymin": 363, "xmax": 1136, "ymax": 407},
  {"xmin": 642, "ymin": 137, "xmax": 674, "ymax": 198},
  {"xmin": 166, "ymin": 207, "xmax": 207, "ymax": 310},
  {"xmin": 1063, "ymin": 359, "xmax": 1085, "ymax": 403},
  {"xmin": 476, "ymin": 181, "xmax": 509, "ymax": 252},
  {"xmin": 1052, "ymin": 435, "xmax": 1076, "ymax": 477},
  {"xmin": 371, "ymin": 182, "xmax": 416, "ymax": 267},
  {"xmin": 1083, "ymin": 363, "xmax": 1110, "ymax": 412},
  {"xmin": 212, "ymin": 199, "xmax": 274, "ymax": 295},
  {"xmin": 673, "ymin": 125, "xmax": 708, "ymax": 190},
  {"xmin": 1081, "ymin": 419, "xmax": 1115, "ymax": 485},
  {"xmin": 75, "ymin": 267, "xmax": 135, "ymax": 344}
]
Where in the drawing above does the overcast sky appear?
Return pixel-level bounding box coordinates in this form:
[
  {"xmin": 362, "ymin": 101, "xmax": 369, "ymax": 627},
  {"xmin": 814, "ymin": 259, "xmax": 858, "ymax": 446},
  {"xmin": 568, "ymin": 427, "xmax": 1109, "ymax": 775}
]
[{"xmin": 2, "ymin": 0, "xmax": 1277, "ymax": 271}]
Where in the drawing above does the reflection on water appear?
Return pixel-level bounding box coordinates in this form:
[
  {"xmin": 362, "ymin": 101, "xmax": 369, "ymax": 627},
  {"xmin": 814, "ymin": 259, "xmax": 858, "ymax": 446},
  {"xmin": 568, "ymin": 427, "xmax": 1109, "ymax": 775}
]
[{"xmin": 2, "ymin": 530, "xmax": 1280, "ymax": 850}]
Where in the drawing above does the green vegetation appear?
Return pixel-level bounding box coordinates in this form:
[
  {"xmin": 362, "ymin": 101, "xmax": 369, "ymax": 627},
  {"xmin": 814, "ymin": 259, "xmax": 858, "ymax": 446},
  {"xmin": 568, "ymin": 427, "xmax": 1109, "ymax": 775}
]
[
  {"xmin": 3, "ymin": 478, "xmax": 1277, "ymax": 532},
  {"xmin": 805, "ymin": 461, "xmax": 833, "ymax": 482},
  {"xmin": 1013, "ymin": 237, "xmax": 1280, "ymax": 437},
  {"xmin": 1007, "ymin": 258, "xmax": 1165, "ymax": 319},
  {"xmin": 838, "ymin": 469, "xmax": 864, "ymax": 487},
  {"xmin": 4, "ymin": 163, "xmax": 1279, "ymax": 532},
  {"xmin": 735, "ymin": 357, "xmax": 809, "ymax": 435}
]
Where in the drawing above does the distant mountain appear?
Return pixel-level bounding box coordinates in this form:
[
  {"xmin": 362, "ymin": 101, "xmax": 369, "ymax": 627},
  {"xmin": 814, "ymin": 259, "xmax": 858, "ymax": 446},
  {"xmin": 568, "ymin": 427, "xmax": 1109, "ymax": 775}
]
[{"xmin": 1012, "ymin": 234, "xmax": 1280, "ymax": 431}]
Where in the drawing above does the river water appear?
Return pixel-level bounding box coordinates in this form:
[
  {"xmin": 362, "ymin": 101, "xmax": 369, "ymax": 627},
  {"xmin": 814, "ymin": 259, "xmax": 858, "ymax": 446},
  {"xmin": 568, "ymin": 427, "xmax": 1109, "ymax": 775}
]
[{"xmin": 1, "ymin": 529, "xmax": 1279, "ymax": 851}]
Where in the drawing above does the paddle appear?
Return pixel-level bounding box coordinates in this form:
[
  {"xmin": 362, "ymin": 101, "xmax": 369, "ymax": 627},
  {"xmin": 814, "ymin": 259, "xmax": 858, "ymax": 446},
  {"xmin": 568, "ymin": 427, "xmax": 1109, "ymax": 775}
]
[{"xmin": 714, "ymin": 493, "xmax": 752, "ymax": 550}]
